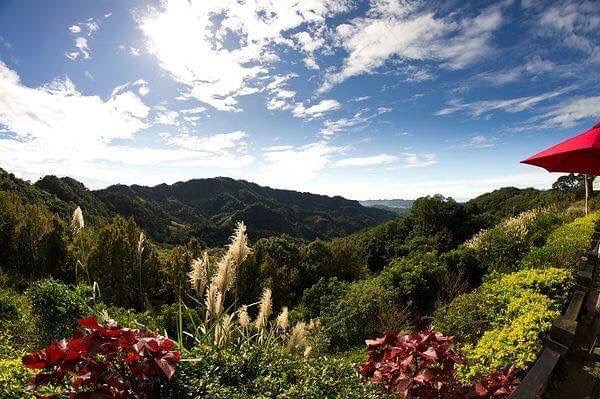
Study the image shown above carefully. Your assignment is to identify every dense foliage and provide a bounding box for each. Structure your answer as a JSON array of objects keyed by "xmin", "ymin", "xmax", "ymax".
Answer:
[
  {"xmin": 23, "ymin": 317, "xmax": 181, "ymax": 398},
  {"xmin": 1, "ymin": 166, "xmax": 597, "ymax": 398},
  {"xmin": 359, "ymin": 329, "xmax": 520, "ymax": 399},
  {"xmin": 166, "ymin": 344, "xmax": 390, "ymax": 399},
  {"xmin": 0, "ymin": 169, "xmax": 395, "ymax": 246},
  {"xmin": 521, "ymin": 212, "xmax": 600, "ymax": 270}
]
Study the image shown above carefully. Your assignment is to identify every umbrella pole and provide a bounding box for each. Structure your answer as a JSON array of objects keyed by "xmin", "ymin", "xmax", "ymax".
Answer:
[{"xmin": 585, "ymin": 174, "xmax": 589, "ymax": 215}]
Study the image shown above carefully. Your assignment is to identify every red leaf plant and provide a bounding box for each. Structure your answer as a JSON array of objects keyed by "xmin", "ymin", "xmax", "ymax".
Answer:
[
  {"xmin": 22, "ymin": 316, "xmax": 181, "ymax": 398},
  {"xmin": 359, "ymin": 327, "xmax": 465, "ymax": 398},
  {"xmin": 466, "ymin": 366, "xmax": 520, "ymax": 399},
  {"xmin": 360, "ymin": 328, "xmax": 520, "ymax": 399}
]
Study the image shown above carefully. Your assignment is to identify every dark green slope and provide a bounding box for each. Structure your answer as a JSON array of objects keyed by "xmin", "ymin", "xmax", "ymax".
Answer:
[
  {"xmin": 0, "ymin": 168, "xmax": 396, "ymax": 246},
  {"xmin": 94, "ymin": 177, "xmax": 396, "ymax": 245}
]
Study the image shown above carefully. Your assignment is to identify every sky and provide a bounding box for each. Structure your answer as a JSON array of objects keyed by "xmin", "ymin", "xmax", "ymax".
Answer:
[{"xmin": 0, "ymin": 0, "xmax": 599, "ymax": 200}]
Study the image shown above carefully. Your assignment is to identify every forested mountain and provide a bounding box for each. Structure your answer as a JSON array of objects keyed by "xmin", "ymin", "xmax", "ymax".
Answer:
[
  {"xmin": 360, "ymin": 199, "xmax": 415, "ymax": 215},
  {"xmin": 0, "ymin": 168, "xmax": 396, "ymax": 245},
  {"xmin": 360, "ymin": 199, "xmax": 415, "ymax": 209}
]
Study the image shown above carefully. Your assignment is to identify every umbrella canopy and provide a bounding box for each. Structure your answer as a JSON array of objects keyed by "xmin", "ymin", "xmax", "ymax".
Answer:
[{"xmin": 521, "ymin": 122, "xmax": 600, "ymax": 174}]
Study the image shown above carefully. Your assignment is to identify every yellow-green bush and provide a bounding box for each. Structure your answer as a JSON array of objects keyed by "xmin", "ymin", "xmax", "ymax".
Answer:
[
  {"xmin": 434, "ymin": 267, "xmax": 572, "ymax": 343},
  {"xmin": 456, "ymin": 291, "xmax": 558, "ymax": 381},
  {"xmin": 521, "ymin": 212, "xmax": 600, "ymax": 270},
  {"xmin": 0, "ymin": 359, "xmax": 34, "ymax": 399}
]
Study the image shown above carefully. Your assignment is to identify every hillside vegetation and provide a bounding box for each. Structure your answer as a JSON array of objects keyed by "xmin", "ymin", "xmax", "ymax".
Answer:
[
  {"xmin": 0, "ymin": 168, "xmax": 597, "ymax": 398},
  {"xmin": 0, "ymin": 169, "xmax": 395, "ymax": 246}
]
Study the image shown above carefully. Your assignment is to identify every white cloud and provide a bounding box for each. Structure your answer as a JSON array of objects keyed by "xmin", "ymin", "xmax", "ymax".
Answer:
[
  {"xmin": 292, "ymin": 99, "xmax": 341, "ymax": 119},
  {"xmin": 266, "ymin": 74, "xmax": 298, "ymax": 111},
  {"xmin": 66, "ymin": 17, "xmax": 104, "ymax": 61},
  {"xmin": 472, "ymin": 56, "xmax": 556, "ymax": 87},
  {"xmin": 436, "ymin": 87, "xmax": 573, "ymax": 117},
  {"xmin": 308, "ymin": 171, "xmax": 560, "ymax": 201},
  {"xmin": 256, "ymin": 141, "xmax": 343, "ymax": 186},
  {"xmin": 538, "ymin": 1, "xmax": 600, "ymax": 60},
  {"xmin": 449, "ymin": 135, "xmax": 495, "ymax": 149},
  {"xmin": 319, "ymin": 1, "xmax": 505, "ymax": 92},
  {"xmin": 351, "ymin": 96, "xmax": 371, "ymax": 102},
  {"xmin": 402, "ymin": 152, "xmax": 437, "ymax": 168},
  {"xmin": 138, "ymin": 0, "xmax": 351, "ymax": 112},
  {"xmin": 129, "ymin": 47, "xmax": 141, "ymax": 56},
  {"xmin": 0, "ymin": 61, "xmax": 252, "ymax": 185},
  {"xmin": 534, "ymin": 96, "xmax": 600, "ymax": 128},
  {"xmin": 166, "ymin": 130, "xmax": 248, "ymax": 152},
  {"xmin": 334, "ymin": 153, "xmax": 397, "ymax": 166},
  {"xmin": 138, "ymin": 86, "xmax": 150, "ymax": 96},
  {"xmin": 321, "ymin": 106, "xmax": 391, "ymax": 137}
]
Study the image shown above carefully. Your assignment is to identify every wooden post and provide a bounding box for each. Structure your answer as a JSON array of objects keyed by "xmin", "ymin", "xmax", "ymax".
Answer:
[{"xmin": 586, "ymin": 174, "xmax": 589, "ymax": 215}]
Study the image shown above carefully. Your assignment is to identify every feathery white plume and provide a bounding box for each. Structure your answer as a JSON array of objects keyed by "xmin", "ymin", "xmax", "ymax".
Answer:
[
  {"xmin": 188, "ymin": 251, "xmax": 209, "ymax": 295},
  {"xmin": 255, "ymin": 288, "xmax": 272, "ymax": 331},
  {"xmin": 70, "ymin": 206, "xmax": 84, "ymax": 234}
]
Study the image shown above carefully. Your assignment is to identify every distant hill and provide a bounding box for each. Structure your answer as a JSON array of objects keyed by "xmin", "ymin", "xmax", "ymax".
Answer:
[
  {"xmin": 0, "ymin": 168, "xmax": 396, "ymax": 246},
  {"xmin": 360, "ymin": 199, "xmax": 415, "ymax": 214}
]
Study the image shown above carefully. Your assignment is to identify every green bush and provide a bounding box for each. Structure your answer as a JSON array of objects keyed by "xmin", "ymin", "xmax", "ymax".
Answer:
[
  {"xmin": 318, "ymin": 272, "xmax": 413, "ymax": 351},
  {"xmin": 27, "ymin": 279, "xmax": 92, "ymax": 345},
  {"xmin": 164, "ymin": 343, "xmax": 391, "ymax": 399},
  {"xmin": 0, "ymin": 359, "xmax": 34, "ymax": 399},
  {"xmin": 380, "ymin": 251, "xmax": 446, "ymax": 312},
  {"xmin": 464, "ymin": 208, "xmax": 564, "ymax": 275},
  {"xmin": 457, "ymin": 291, "xmax": 558, "ymax": 381},
  {"xmin": 0, "ymin": 290, "xmax": 36, "ymax": 354},
  {"xmin": 0, "ymin": 290, "xmax": 20, "ymax": 324},
  {"xmin": 521, "ymin": 212, "xmax": 600, "ymax": 270},
  {"xmin": 435, "ymin": 268, "xmax": 572, "ymax": 381},
  {"xmin": 434, "ymin": 267, "xmax": 573, "ymax": 343}
]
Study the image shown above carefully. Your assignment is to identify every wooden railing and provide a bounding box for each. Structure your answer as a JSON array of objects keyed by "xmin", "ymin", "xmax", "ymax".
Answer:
[{"xmin": 510, "ymin": 229, "xmax": 600, "ymax": 398}]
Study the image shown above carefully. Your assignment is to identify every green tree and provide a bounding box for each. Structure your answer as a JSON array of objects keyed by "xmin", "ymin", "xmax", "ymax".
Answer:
[{"xmin": 86, "ymin": 216, "xmax": 161, "ymax": 308}]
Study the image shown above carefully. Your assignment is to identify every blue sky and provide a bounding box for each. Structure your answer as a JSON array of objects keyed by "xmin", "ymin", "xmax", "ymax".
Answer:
[{"xmin": 0, "ymin": 0, "xmax": 599, "ymax": 200}]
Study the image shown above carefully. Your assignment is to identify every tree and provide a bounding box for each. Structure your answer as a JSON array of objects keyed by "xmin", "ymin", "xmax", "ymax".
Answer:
[{"xmin": 86, "ymin": 216, "xmax": 161, "ymax": 308}]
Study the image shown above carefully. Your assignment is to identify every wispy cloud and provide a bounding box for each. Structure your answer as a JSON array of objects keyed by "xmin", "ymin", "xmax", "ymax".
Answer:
[
  {"xmin": 402, "ymin": 152, "xmax": 437, "ymax": 168},
  {"xmin": 334, "ymin": 154, "xmax": 397, "ymax": 167},
  {"xmin": 436, "ymin": 87, "xmax": 574, "ymax": 117},
  {"xmin": 138, "ymin": 0, "xmax": 350, "ymax": 111},
  {"xmin": 65, "ymin": 15, "xmax": 108, "ymax": 61},
  {"xmin": 319, "ymin": 2, "xmax": 505, "ymax": 93},
  {"xmin": 320, "ymin": 106, "xmax": 392, "ymax": 138},
  {"xmin": 448, "ymin": 135, "xmax": 496, "ymax": 149},
  {"xmin": 292, "ymin": 99, "xmax": 341, "ymax": 119},
  {"xmin": 532, "ymin": 96, "xmax": 600, "ymax": 128}
]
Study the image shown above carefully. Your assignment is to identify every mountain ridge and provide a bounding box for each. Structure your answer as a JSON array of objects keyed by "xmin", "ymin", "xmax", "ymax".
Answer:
[{"xmin": 0, "ymin": 169, "xmax": 396, "ymax": 245}]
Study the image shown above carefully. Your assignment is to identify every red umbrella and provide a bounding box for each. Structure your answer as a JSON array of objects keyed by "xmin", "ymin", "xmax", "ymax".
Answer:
[{"xmin": 521, "ymin": 122, "xmax": 600, "ymax": 214}]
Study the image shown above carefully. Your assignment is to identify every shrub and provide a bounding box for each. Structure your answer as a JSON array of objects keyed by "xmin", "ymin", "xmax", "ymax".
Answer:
[
  {"xmin": 86, "ymin": 216, "xmax": 162, "ymax": 308},
  {"xmin": 22, "ymin": 317, "xmax": 181, "ymax": 398},
  {"xmin": 165, "ymin": 343, "xmax": 390, "ymax": 399},
  {"xmin": 359, "ymin": 329, "xmax": 520, "ymax": 399},
  {"xmin": 0, "ymin": 358, "xmax": 34, "ymax": 399},
  {"xmin": 456, "ymin": 292, "xmax": 558, "ymax": 381},
  {"xmin": 380, "ymin": 251, "xmax": 446, "ymax": 313},
  {"xmin": 0, "ymin": 289, "xmax": 20, "ymax": 324},
  {"xmin": 0, "ymin": 289, "xmax": 36, "ymax": 354},
  {"xmin": 465, "ymin": 208, "xmax": 564, "ymax": 275},
  {"xmin": 521, "ymin": 212, "xmax": 600, "ymax": 270},
  {"xmin": 318, "ymin": 275, "xmax": 406, "ymax": 351},
  {"xmin": 434, "ymin": 268, "xmax": 572, "ymax": 343},
  {"xmin": 27, "ymin": 279, "xmax": 92, "ymax": 345},
  {"xmin": 359, "ymin": 328, "xmax": 465, "ymax": 398}
]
